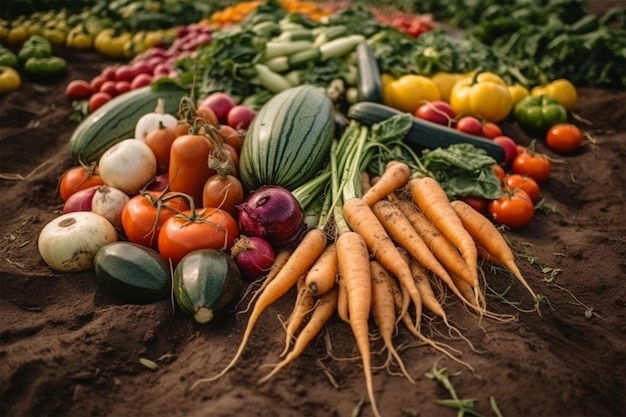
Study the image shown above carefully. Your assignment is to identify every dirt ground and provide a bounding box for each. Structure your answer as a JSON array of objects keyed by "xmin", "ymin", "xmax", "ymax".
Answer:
[{"xmin": 1, "ymin": 4, "xmax": 625, "ymax": 417}]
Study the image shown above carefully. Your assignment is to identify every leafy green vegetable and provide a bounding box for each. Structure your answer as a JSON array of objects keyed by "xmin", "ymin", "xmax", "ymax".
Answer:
[
  {"xmin": 418, "ymin": 144, "xmax": 502, "ymax": 200},
  {"xmin": 407, "ymin": 0, "xmax": 625, "ymax": 88}
]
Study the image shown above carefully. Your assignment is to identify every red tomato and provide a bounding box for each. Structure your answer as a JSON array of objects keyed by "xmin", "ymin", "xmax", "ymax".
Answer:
[
  {"xmin": 512, "ymin": 150, "xmax": 551, "ymax": 183},
  {"xmin": 202, "ymin": 174, "xmax": 244, "ymax": 216},
  {"xmin": 58, "ymin": 164, "xmax": 104, "ymax": 202},
  {"xmin": 504, "ymin": 174, "xmax": 541, "ymax": 203},
  {"xmin": 458, "ymin": 196, "xmax": 490, "ymax": 215},
  {"xmin": 492, "ymin": 135, "xmax": 518, "ymax": 166},
  {"xmin": 488, "ymin": 189, "xmax": 535, "ymax": 228},
  {"xmin": 481, "ymin": 121, "xmax": 503, "ymax": 139},
  {"xmin": 218, "ymin": 124, "xmax": 244, "ymax": 154},
  {"xmin": 99, "ymin": 80, "xmax": 118, "ymax": 97},
  {"xmin": 158, "ymin": 208, "xmax": 239, "ymax": 264},
  {"xmin": 65, "ymin": 80, "xmax": 93, "ymax": 101},
  {"xmin": 492, "ymin": 164, "xmax": 506, "ymax": 184},
  {"xmin": 121, "ymin": 191, "xmax": 190, "ymax": 250},
  {"xmin": 546, "ymin": 123, "xmax": 583, "ymax": 153},
  {"xmin": 88, "ymin": 91, "xmax": 112, "ymax": 113}
]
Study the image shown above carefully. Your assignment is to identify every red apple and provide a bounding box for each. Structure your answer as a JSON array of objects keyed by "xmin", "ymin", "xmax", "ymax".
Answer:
[
  {"xmin": 199, "ymin": 92, "xmax": 236, "ymax": 124},
  {"xmin": 227, "ymin": 105, "xmax": 256, "ymax": 130},
  {"xmin": 492, "ymin": 135, "xmax": 518, "ymax": 166},
  {"xmin": 455, "ymin": 115, "xmax": 483, "ymax": 136},
  {"xmin": 414, "ymin": 100, "xmax": 456, "ymax": 126}
]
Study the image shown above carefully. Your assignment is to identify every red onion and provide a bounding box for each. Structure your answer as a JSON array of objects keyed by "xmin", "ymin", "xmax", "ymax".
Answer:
[
  {"xmin": 231, "ymin": 236, "xmax": 276, "ymax": 281},
  {"xmin": 237, "ymin": 185, "xmax": 307, "ymax": 250},
  {"xmin": 63, "ymin": 185, "xmax": 100, "ymax": 214}
]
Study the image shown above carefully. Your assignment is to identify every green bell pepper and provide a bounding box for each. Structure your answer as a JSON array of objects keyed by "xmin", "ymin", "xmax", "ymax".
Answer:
[
  {"xmin": 513, "ymin": 94, "xmax": 568, "ymax": 133},
  {"xmin": 0, "ymin": 48, "xmax": 18, "ymax": 68},
  {"xmin": 17, "ymin": 40, "xmax": 52, "ymax": 62},
  {"xmin": 24, "ymin": 56, "xmax": 67, "ymax": 78}
]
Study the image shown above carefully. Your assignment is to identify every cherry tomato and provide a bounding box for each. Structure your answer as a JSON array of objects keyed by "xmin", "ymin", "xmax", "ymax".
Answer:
[
  {"xmin": 458, "ymin": 196, "xmax": 490, "ymax": 215},
  {"xmin": 455, "ymin": 115, "xmax": 483, "ymax": 136},
  {"xmin": 121, "ymin": 191, "xmax": 190, "ymax": 250},
  {"xmin": 217, "ymin": 124, "xmax": 244, "ymax": 154},
  {"xmin": 488, "ymin": 189, "xmax": 535, "ymax": 228},
  {"xmin": 88, "ymin": 91, "xmax": 112, "ymax": 113},
  {"xmin": 195, "ymin": 105, "xmax": 219, "ymax": 127},
  {"xmin": 65, "ymin": 80, "xmax": 93, "ymax": 101},
  {"xmin": 58, "ymin": 164, "xmax": 104, "ymax": 202},
  {"xmin": 504, "ymin": 174, "xmax": 541, "ymax": 203},
  {"xmin": 492, "ymin": 164, "xmax": 506, "ymax": 184},
  {"xmin": 512, "ymin": 150, "xmax": 551, "ymax": 183},
  {"xmin": 158, "ymin": 207, "xmax": 239, "ymax": 265},
  {"xmin": 202, "ymin": 173, "xmax": 244, "ymax": 216},
  {"xmin": 143, "ymin": 124, "xmax": 178, "ymax": 174},
  {"xmin": 481, "ymin": 121, "xmax": 503, "ymax": 139},
  {"xmin": 546, "ymin": 123, "xmax": 583, "ymax": 153}
]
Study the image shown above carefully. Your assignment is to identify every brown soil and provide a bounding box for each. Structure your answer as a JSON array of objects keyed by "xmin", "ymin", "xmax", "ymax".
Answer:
[{"xmin": 1, "ymin": 5, "xmax": 625, "ymax": 417}]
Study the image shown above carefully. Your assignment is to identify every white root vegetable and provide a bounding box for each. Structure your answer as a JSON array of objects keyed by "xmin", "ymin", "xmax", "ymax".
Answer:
[
  {"xmin": 38, "ymin": 211, "xmax": 118, "ymax": 272},
  {"xmin": 91, "ymin": 185, "xmax": 130, "ymax": 228}
]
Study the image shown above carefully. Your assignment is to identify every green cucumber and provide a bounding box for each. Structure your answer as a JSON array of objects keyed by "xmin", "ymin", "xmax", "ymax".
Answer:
[
  {"xmin": 238, "ymin": 85, "xmax": 335, "ymax": 191},
  {"xmin": 347, "ymin": 101, "xmax": 506, "ymax": 163},
  {"xmin": 68, "ymin": 86, "xmax": 186, "ymax": 163},
  {"xmin": 355, "ymin": 42, "xmax": 382, "ymax": 103},
  {"xmin": 93, "ymin": 241, "xmax": 171, "ymax": 304},
  {"xmin": 173, "ymin": 249, "xmax": 243, "ymax": 324}
]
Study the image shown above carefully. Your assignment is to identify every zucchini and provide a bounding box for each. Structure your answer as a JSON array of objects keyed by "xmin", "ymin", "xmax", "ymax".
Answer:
[
  {"xmin": 68, "ymin": 86, "xmax": 186, "ymax": 163},
  {"xmin": 93, "ymin": 241, "xmax": 171, "ymax": 304},
  {"xmin": 355, "ymin": 42, "xmax": 382, "ymax": 103},
  {"xmin": 348, "ymin": 102, "xmax": 506, "ymax": 163},
  {"xmin": 239, "ymin": 85, "xmax": 335, "ymax": 191},
  {"xmin": 173, "ymin": 249, "xmax": 243, "ymax": 324}
]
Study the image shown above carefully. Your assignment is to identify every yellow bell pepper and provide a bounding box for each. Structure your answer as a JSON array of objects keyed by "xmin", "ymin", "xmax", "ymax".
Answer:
[
  {"xmin": 430, "ymin": 71, "xmax": 470, "ymax": 103},
  {"xmin": 507, "ymin": 84, "xmax": 530, "ymax": 107},
  {"xmin": 531, "ymin": 78, "xmax": 578, "ymax": 111},
  {"xmin": 383, "ymin": 74, "xmax": 441, "ymax": 113},
  {"xmin": 449, "ymin": 71, "xmax": 513, "ymax": 122}
]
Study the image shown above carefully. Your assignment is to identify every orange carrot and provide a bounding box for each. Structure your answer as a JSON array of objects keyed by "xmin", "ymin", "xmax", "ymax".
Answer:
[
  {"xmin": 371, "ymin": 199, "xmax": 455, "ymax": 290},
  {"xmin": 280, "ymin": 275, "xmax": 315, "ymax": 357},
  {"xmin": 191, "ymin": 228, "xmax": 327, "ymax": 388},
  {"xmin": 407, "ymin": 257, "xmax": 446, "ymax": 321},
  {"xmin": 336, "ymin": 231, "xmax": 381, "ymax": 417},
  {"xmin": 450, "ymin": 200, "xmax": 537, "ymax": 300},
  {"xmin": 370, "ymin": 260, "xmax": 416, "ymax": 384},
  {"xmin": 476, "ymin": 242, "xmax": 503, "ymax": 266},
  {"xmin": 305, "ymin": 242, "xmax": 338, "ymax": 296},
  {"xmin": 337, "ymin": 272, "xmax": 349, "ymax": 323},
  {"xmin": 342, "ymin": 197, "xmax": 422, "ymax": 326},
  {"xmin": 409, "ymin": 177, "xmax": 478, "ymax": 286},
  {"xmin": 361, "ymin": 171, "xmax": 372, "ymax": 195},
  {"xmin": 362, "ymin": 160, "xmax": 411, "ymax": 207},
  {"xmin": 395, "ymin": 199, "xmax": 476, "ymax": 288},
  {"xmin": 258, "ymin": 285, "xmax": 338, "ymax": 384},
  {"xmin": 386, "ymin": 264, "xmax": 474, "ymax": 371}
]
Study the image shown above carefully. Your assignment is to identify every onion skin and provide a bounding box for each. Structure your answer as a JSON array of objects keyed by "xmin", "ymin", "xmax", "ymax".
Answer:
[
  {"xmin": 231, "ymin": 236, "xmax": 276, "ymax": 281},
  {"xmin": 237, "ymin": 185, "xmax": 307, "ymax": 250},
  {"xmin": 63, "ymin": 185, "xmax": 100, "ymax": 214}
]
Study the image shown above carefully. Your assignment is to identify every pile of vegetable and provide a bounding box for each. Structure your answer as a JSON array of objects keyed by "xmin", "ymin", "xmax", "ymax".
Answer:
[{"xmin": 23, "ymin": 1, "xmax": 612, "ymax": 416}]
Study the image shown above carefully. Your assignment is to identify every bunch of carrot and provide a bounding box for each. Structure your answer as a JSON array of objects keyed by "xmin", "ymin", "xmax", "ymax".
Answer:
[{"xmin": 190, "ymin": 116, "xmax": 540, "ymax": 417}]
